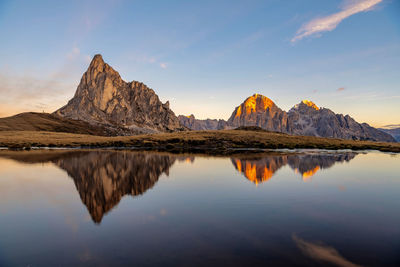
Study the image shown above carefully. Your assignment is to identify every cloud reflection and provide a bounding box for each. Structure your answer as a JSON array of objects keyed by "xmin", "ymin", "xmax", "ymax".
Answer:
[{"xmin": 293, "ymin": 234, "xmax": 362, "ymax": 267}]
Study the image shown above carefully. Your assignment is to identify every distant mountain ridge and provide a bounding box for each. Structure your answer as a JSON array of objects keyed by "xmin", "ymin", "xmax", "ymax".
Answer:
[
  {"xmin": 178, "ymin": 114, "xmax": 227, "ymax": 130},
  {"xmin": 379, "ymin": 126, "xmax": 400, "ymax": 142},
  {"xmin": 180, "ymin": 94, "xmax": 395, "ymax": 142}
]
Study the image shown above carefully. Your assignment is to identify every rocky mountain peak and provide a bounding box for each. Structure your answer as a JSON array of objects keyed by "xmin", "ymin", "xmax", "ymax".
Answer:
[
  {"xmin": 291, "ymin": 100, "xmax": 319, "ymax": 112},
  {"xmin": 227, "ymin": 93, "xmax": 288, "ymax": 132},
  {"xmin": 301, "ymin": 100, "xmax": 319, "ymax": 110},
  {"xmin": 91, "ymin": 54, "xmax": 105, "ymax": 66},
  {"xmin": 55, "ymin": 54, "xmax": 183, "ymax": 134},
  {"xmin": 83, "ymin": 54, "xmax": 120, "ymax": 83},
  {"xmin": 234, "ymin": 94, "xmax": 276, "ymax": 118}
]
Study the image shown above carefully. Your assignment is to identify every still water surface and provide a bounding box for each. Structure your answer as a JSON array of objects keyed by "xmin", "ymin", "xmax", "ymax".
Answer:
[{"xmin": 0, "ymin": 150, "xmax": 399, "ymax": 266}]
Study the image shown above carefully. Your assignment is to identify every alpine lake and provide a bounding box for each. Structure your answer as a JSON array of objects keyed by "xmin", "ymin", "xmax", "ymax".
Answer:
[{"xmin": 0, "ymin": 149, "xmax": 399, "ymax": 266}]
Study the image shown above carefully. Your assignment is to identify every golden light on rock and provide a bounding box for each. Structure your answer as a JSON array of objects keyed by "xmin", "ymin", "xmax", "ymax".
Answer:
[
  {"xmin": 234, "ymin": 94, "xmax": 275, "ymax": 118},
  {"xmin": 235, "ymin": 105, "xmax": 242, "ymax": 118},
  {"xmin": 302, "ymin": 100, "xmax": 319, "ymax": 110},
  {"xmin": 244, "ymin": 96, "xmax": 257, "ymax": 115}
]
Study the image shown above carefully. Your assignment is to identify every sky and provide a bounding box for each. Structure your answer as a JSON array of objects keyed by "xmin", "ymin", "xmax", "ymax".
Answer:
[{"xmin": 0, "ymin": 0, "xmax": 399, "ymax": 127}]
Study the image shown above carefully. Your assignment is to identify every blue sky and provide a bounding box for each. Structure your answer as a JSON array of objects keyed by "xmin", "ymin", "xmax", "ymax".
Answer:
[{"xmin": 0, "ymin": 0, "xmax": 399, "ymax": 127}]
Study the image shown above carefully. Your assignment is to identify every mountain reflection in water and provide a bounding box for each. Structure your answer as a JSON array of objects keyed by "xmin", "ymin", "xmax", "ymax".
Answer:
[
  {"xmin": 232, "ymin": 153, "xmax": 356, "ymax": 184},
  {"xmin": 0, "ymin": 150, "xmax": 356, "ymax": 223},
  {"xmin": 55, "ymin": 151, "xmax": 176, "ymax": 223}
]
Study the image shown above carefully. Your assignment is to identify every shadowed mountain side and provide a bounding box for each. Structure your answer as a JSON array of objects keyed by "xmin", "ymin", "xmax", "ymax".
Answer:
[
  {"xmin": 178, "ymin": 114, "xmax": 228, "ymax": 130},
  {"xmin": 231, "ymin": 152, "xmax": 357, "ymax": 184},
  {"xmin": 288, "ymin": 100, "xmax": 395, "ymax": 142},
  {"xmin": 0, "ymin": 112, "xmax": 125, "ymax": 136},
  {"xmin": 379, "ymin": 127, "xmax": 400, "ymax": 142}
]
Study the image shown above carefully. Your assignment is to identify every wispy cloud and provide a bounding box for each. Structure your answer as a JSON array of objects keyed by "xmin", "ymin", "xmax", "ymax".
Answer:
[
  {"xmin": 381, "ymin": 124, "xmax": 400, "ymax": 129},
  {"xmin": 160, "ymin": 62, "xmax": 168, "ymax": 69},
  {"xmin": 291, "ymin": 0, "xmax": 383, "ymax": 43},
  {"xmin": 337, "ymin": 87, "xmax": 345, "ymax": 92},
  {"xmin": 66, "ymin": 45, "xmax": 80, "ymax": 60},
  {"xmin": 0, "ymin": 72, "xmax": 75, "ymax": 116},
  {"xmin": 0, "ymin": 45, "xmax": 91, "ymax": 117}
]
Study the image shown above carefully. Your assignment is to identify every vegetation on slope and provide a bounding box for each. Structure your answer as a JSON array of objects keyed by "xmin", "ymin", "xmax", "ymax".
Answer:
[
  {"xmin": 0, "ymin": 129, "xmax": 399, "ymax": 153},
  {"xmin": 0, "ymin": 112, "xmax": 119, "ymax": 136}
]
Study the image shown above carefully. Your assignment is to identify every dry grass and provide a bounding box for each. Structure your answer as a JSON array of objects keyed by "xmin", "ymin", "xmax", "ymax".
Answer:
[
  {"xmin": 0, "ymin": 129, "xmax": 399, "ymax": 153},
  {"xmin": 0, "ymin": 112, "xmax": 112, "ymax": 135}
]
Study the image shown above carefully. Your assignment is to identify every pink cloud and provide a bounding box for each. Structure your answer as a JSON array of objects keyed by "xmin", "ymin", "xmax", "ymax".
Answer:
[{"xmin": 292, "ymin": 0, "xmax": 383, "ymax": 43}]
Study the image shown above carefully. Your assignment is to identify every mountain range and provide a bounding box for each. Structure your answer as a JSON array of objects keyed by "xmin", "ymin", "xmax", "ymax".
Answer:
[
  {"xmin": 0, "ymin": 54, "xmax": 395, "ymax": 142},
  {"xmin": 180, "ymin": 94, "xmax": 395, "ymax": 142}
]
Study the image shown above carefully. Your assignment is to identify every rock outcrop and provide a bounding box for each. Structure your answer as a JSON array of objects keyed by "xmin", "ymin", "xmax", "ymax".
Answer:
[{"xmin": 55, "ymin": 54, "xmax": 183, "ymax": 134}]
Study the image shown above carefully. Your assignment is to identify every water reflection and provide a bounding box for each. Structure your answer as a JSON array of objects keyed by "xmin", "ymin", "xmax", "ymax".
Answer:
[
  {"xmin": 231, "ymin": 152, "xmax": 357, "ymax": 184},
  {"xmin": 0, "ymin": 151, "xmax": 175, "ymax": 223},
  {"xmin": 0, "ymin": 150, "xmax": 357, "ymax": 223},
  {"xmin": 55, "ymin": 151, "xmax": 175, "ymax": 223},
  {"xmin": 1, "ymin": 150, "xmax": 399, "ymax": 266}
]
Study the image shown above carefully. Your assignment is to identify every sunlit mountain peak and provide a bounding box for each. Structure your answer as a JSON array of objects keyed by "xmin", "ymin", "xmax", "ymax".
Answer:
[
  {"xmin": 301, "ymin": 100, "xmax": 319, "ymax": 110},
  {"xmin": 235, "ymin": 94, "xmax": 276, "ymax": 118}
]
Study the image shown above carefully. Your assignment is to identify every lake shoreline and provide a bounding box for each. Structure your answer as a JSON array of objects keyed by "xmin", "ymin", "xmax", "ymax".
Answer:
[{"xmin": 1, "ymin": 129, "xmax": 399, "ymax": 153}]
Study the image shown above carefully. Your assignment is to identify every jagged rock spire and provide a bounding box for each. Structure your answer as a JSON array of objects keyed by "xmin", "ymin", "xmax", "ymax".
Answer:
[{"xmin": 55, "ymin": 54, "xmax": 182, "ymax": 134}]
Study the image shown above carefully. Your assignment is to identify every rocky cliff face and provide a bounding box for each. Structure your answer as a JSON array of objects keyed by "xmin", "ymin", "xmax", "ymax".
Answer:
[
  {"xmin": 55, "ymin": 54, "xmax": 183, "ymax": 134},
  {"xmin": 227, "ymin": 94, "xmax": 289, "ymax": 132},
  {"xmin": 288, "ymin": 100, "xmax": 395, "ymax": 142},
  {"xmin": 180, "ymin": 94, "xmax": 395, "ymax": 142},
  {"xmin": 178, "ymin": 114, "xmax": 227, "ymax": 130}
]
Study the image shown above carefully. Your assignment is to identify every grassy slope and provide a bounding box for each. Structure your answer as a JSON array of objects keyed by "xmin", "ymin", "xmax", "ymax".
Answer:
[
  {"xmin": 0, "ymin": 112, "xmax": 111, "ymax": 135},
  {"xmin": 0, "ymin": 130, "xmax": 399, "ymax": 153}
]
